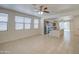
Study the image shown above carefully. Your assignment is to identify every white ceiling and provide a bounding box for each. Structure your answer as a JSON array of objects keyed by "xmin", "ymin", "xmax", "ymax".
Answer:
[{"xmin": 0, "ymin": 4, "xmax": 79, "ymax": 19}]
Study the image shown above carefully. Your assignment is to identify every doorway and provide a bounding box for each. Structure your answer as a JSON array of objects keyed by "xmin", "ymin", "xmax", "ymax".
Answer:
[
  {"xmin": 44, "ymin": 21, "xmax": 53, "ymax": 35},
  {"xmin": 59, "ymin": 21, "xmax": 71, "ymax": 46}
]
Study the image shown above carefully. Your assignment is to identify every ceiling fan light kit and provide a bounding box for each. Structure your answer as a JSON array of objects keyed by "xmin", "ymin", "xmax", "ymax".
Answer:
[
  {"xmin": 33, "ymin": 5, "xmax": 50, "ymax": 14},
  {"xmin": 38, "ymin": 11, "xmax": 43, "ymax": 14}
]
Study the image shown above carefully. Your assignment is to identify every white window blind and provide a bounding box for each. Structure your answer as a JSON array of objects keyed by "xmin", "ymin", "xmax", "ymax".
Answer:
[
  {"xmin": 24, "ymin": 17, "xmax": 31, "ymax": 29},
  {"xmin": 15, "ymin": 16, "xmax": 24, "ymax": 30},
  {"xmin": 34, "ymin": 19, "xmax": 39, "ymax": 29},
  {"xmin": 0, "ymin": 13, "xmax": 8, "ymax": 31}
]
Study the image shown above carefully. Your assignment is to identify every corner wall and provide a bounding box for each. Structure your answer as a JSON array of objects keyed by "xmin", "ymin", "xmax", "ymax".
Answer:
[{"xmin": 70, "ymin": 16, "xmax": 79, "ymax": 53}]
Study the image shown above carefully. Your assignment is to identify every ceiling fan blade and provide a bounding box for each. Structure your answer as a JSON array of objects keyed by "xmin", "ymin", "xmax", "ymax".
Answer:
[{"xmin": 43, "ymin": 11, "xmax": 50, "ymax": 13}]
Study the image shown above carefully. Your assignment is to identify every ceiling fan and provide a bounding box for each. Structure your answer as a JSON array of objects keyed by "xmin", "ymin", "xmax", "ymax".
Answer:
[
  {"xmin": 39, "ymin": 5, "xmax": 50, "ymax": 13},
  {"xmin": 33, "ymin": 5, "xmax": 50, "ymax": 14}
]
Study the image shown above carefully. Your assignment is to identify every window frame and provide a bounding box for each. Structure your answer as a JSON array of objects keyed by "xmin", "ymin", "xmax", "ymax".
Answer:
[
  {"xmin": 15, "ymin": 16, "xmax": 32, "ymax": 30},
  {"xmin": 15, "ymin": 16, "xmax": 24, "ymax": 30},
  {"xmin": 34, "ymin": 19, "xmax": 39, "ymax": 29},
  {"xmin": 24, "ymin": 17, "xmax": 31, "ymax": 29},
  {"xmin": 0, "ymin": 13, "xmax": 8, "ymax": 32}
]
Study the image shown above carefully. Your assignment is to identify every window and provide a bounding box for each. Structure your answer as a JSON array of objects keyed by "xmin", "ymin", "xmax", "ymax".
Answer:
[
  {"xmin": 15, "ymin": 16, "xmax": 24, "ymax": 30},
  {"xmin": 25, "ymin": 18, "xmax": 31, "ymax": 29},
  {"xmin": 59, "ymin": 22, "xmax": 64, "ymax": 30},
  {"xmin": 64, "ymin": 22, "xmax": 70, "ymax": 31},
  {"xmin": 15, "ymin": 16, "xmax": 32, "ymax": 30},
  {"xmin": 0, "ymin": 13, "xmax": 8, "ymax": 31},
  {"xmin": 34, "ymin": 19, "xmax": 39, "ymax": 29},
  {"xmin": 59, "ymin": 21, "xmax": 70, "ymax": 31}
]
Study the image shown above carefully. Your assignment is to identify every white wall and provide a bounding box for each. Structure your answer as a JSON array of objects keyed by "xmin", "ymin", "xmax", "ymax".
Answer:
[
  {"xmin": 70, "ymin": 16, "xmax": 79, "ymax": 53},
  {"xmin": 71, "ymin": 16, "xmax": 79, "ymax": 35},
  {"xmin": 0, "ymin": 8, "xmax": 41, "ymax": 43}
]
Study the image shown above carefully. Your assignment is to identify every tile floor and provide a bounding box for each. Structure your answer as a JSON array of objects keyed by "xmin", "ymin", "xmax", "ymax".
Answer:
[{"xmin": 0, "ymin": 31, "xmax": 78, "ymax": 54}]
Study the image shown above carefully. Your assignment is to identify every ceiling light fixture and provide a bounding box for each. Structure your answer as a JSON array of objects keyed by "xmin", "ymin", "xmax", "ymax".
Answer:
[{"xmin": 38, "ymin": 11, "xmax": 43, "ymax": 15}]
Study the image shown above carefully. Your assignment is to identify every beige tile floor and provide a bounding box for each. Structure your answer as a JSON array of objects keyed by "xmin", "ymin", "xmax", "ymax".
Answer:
[{"xmin": 0, "ymin": 31, "xmax": 78, "ymax": 54}]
